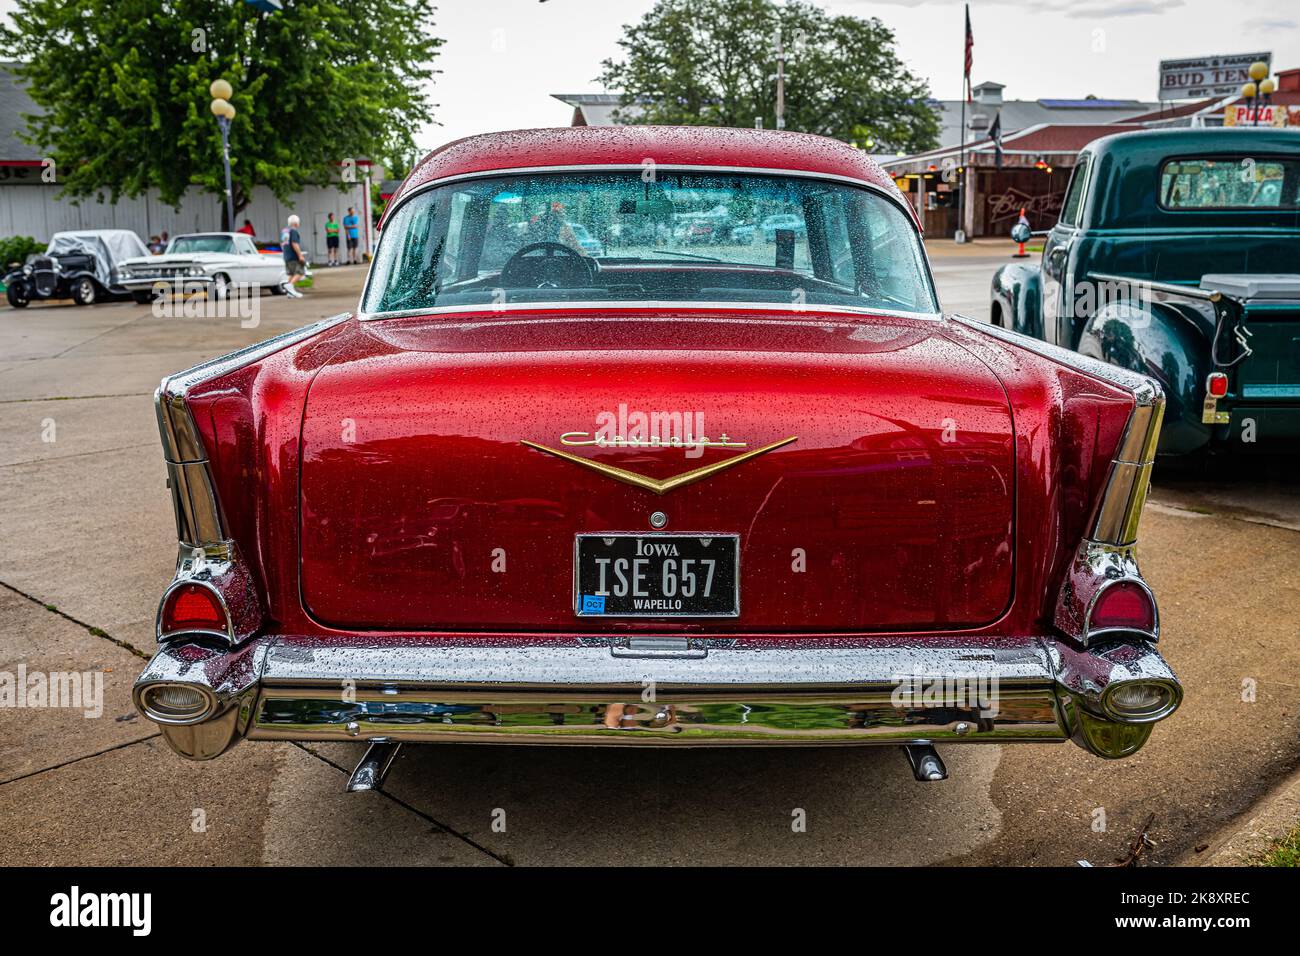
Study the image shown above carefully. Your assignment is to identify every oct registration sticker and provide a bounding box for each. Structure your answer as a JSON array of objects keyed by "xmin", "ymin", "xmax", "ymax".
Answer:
[{"xmin": 574, "ymin": 534, "xmax": 739, "ymax": 617}]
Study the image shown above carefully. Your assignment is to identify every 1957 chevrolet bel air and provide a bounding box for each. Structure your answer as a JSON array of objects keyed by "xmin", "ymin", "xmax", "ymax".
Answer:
[{"xmin": 134, "ymin": 127, "xmax": 1180, "ymax": 789}]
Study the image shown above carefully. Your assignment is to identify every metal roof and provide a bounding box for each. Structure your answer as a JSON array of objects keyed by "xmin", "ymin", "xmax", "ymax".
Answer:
[{"xmin": 0, "ymin": 62, "xmax": 44, "ymax": 162}]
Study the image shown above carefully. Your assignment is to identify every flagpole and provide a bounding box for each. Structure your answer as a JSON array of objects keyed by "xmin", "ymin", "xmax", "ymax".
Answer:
[
  {"xmin": 958, "ymin": 3, "xmax": 971, "ymax": 243},
  {"xmin": 959, "ymin": 96, "xmax": 966, "ymax": 238}
]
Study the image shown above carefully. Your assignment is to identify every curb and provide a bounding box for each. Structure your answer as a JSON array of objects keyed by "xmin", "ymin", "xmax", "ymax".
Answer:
[{"xmin": 1181, "ymin": 762, "xmax": 1300, "ymax": 866}]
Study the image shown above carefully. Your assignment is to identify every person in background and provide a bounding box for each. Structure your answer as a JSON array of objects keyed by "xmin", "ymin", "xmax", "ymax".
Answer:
[
  {"xmin": 325, "ymin": 212, "xmax": 340, "ymax": 266},
  {"xmin": 281, "ymin": 214, "xmax": 306, "ymax": 298},
  {"xmin": 343, "ymin": 206, "xmax": 360, "ymax": 264},
  {"xmin": 237, "ymin": 219, "xmax": 255, "ymax": 237},
  {"xmin": 160, "ymin": 231, "xmax": 169, "ymax": 248},
  {"xmin": 148, "ymin": 235, "xmax": 164, "ymax": 255}
]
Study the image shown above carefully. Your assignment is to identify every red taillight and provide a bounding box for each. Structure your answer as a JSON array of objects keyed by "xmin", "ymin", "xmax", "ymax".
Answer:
[
  {"xmin": 162, "ymin": 583, "xmax": 228, "ymax": 635},
  {"xmin": 1207, "ymin": 372, "xmax": 1229, "ymax": 398},
  {"xmin": 1090, "ymin": 581, "xmax": 1156, "ymax": 633}
]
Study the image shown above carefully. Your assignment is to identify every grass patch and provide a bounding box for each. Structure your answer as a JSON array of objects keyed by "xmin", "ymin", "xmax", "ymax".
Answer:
[{"xmin": 1258, "ymin": 824, "xmax": 1300, "ymax": 866}]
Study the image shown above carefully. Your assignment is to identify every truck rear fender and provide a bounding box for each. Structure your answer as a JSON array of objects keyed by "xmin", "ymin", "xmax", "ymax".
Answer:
[
  {"xmin": 1077, "ymin": 298, "xmax": 1212, "ymax": 455},
  {"xmin": 990, "ymin": 263, "xmax": 1042, "ymax": 338}
]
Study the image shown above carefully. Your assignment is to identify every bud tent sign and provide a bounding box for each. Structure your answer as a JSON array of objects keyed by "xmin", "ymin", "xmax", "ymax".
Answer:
[{"xmin": 1159, "ymin": 52, "xmax": 1271, "ymax": 101}]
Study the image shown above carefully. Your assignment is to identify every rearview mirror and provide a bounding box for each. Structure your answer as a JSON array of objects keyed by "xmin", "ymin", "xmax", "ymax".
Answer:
[{"xmin": 618, "ymin": 198, "xmax": 674, "ymax": 217}]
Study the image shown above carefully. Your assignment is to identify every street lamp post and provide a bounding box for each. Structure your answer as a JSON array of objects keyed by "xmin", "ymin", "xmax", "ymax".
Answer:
[
  {"xmin": 209, "ymin": 79, "xmax": 237, "ymax": 230},
  {"xmin": 1241, "ymin": 61, "xmax": 1273, "ymax": 127},
  {"xmin": 769, "ymin": 29, "xmax": 787, "ymax": 131}
]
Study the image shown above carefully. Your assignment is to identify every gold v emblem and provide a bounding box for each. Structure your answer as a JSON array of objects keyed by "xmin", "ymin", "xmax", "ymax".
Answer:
[{"xmin": 521, "ymin": 436, "xmax": 798, "ymax": 495}]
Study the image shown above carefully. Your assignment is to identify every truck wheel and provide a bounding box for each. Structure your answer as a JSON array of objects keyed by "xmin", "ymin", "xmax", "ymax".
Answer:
[
  {"xmin": 71, "ymin": 276, "xmax": 96, "ymax": 306},
  {"xmin": 6, "ymin": 282, "xmax": 30, "ymax": 308}
]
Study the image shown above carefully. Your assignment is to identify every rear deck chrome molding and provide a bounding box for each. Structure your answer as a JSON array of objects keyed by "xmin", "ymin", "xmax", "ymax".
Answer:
[
  {"xmin": 156, "ymin": 312, "xmax": 351, "ymax": 403},
  {"xmin": 134, "ymin": 635, "xmax": 1180, "ymax": 759}
]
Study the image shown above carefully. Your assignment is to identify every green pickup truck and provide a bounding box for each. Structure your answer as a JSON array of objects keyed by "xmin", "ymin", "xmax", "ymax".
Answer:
[{"xmin": 991, "ymin": 128, "xmax": 1300, "ymax": 455}]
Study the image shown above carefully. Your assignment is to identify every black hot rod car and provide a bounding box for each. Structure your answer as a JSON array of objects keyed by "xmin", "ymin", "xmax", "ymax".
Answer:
[{"xmin": 4, "ymin": 229, "xmax": 149, "ymax": 308}]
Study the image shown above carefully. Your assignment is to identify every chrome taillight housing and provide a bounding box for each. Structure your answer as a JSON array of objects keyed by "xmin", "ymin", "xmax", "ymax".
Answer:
[
  {"xmin": 1091, "ymin": 379, "xmax": 1164, "ymax": 548},
  {"xmin": 1055, "ymin": 379, "xmax": 1164, "ymax": 647},
  {"xmin": 159, "ymin": 581, "xmax": 230, "ymax": 641},
  {"xmin": 154, "ymin": 379, "xmax": 261, "ymax": 646}
]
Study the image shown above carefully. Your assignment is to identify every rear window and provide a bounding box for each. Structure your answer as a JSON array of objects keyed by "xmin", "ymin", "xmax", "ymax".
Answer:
[
  {"xmin": 1159, "ymin": 156, "xmax": 1300, "ymax": 209},
  {"xmin": 363, "ymin": 170, "xmax": 939, "ymax": 316}
]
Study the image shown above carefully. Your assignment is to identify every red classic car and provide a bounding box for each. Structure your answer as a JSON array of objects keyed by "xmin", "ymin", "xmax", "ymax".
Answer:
[{"xmin": 135, "ymin": 127, "xmax": 1180, "ymax": 789}]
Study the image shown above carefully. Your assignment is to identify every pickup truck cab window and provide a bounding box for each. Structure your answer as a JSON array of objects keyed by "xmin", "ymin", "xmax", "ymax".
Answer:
[
  {"xmin": 1160, "ymin": 156, "xmax": 1300, "ymax": 210},
  {"xmin": 1058, "ymin": 156, "xmax": 1091, "ymax": 227},
  {"xmin": 364, "ymin": 170, "xmax": 938, "ymax": 316}
]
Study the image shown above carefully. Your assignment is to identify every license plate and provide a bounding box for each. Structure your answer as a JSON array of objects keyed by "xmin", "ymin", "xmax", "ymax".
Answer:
[{"xmin": 574, "ymin": 534, "xmax": 739, "ymax": 617}]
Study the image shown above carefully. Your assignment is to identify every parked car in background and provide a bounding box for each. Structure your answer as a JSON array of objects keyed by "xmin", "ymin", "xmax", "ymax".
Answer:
[
  {"xmin": 4, "ymin": 229, "xmax": 148, "ymax": 308},
  {"xmin": 761, "ymin": 212, "xmax": 806, "ymax": 242},
  {"xmin": 134, "ymin": 127, "xmax": 1181, "ymax": 790},
  {"xmin": 565, "ymin": 222, "xmax": 605, "ymax": 257},
  {"xmin": 118, "ymin": 232, "xmax": 290, "ymax": 302},
  {"xmin": 991, "ymin": 128, "xmax": 1300, "ymax": 455},
  {"xmin": 728, "ymin": 222, "xmax": 757, "ymax": 244}
]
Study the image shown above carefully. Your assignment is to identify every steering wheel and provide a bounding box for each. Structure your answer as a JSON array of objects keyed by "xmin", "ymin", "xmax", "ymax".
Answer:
[{"xmin": 500, "ymin": 241, "xmax": 596, "ymax": 289}]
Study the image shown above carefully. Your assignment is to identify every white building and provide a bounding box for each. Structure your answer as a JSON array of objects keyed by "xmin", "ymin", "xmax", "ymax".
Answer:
[{"xmin": 0, "ymin": 63, "xmax": 375, "ymax": 259}]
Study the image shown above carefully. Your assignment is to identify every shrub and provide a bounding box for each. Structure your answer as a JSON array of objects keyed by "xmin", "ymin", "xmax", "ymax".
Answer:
[{"xmin": 0, "ymin": 235, "xmax": 45, "ymax": 268}]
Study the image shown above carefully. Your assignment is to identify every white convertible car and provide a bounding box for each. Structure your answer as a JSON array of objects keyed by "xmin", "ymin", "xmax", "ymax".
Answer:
[{"xmin": 118, "ymin": 232, "xmax": 290, "ymax": 301}]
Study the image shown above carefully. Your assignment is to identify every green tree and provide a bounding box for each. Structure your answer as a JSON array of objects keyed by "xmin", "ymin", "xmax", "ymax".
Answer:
[
  {"xmin": 599, "ymin": 0, "xmax": 939, "ymax": 153},
  {"xmin": 0, "ymin": 0, "xmax": 442, "ymax": 227}
]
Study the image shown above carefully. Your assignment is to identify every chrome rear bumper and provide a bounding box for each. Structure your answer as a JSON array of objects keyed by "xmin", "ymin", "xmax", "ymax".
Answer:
[{"xmin": 133, "ymin": 635, "xmax": 1181, "ymax": 761}]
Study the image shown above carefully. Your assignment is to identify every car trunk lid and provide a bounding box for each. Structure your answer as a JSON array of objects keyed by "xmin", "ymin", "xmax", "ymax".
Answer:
[{"xmin": 299, "ymin": 311, "xmax": 1016, "ymax": 634}]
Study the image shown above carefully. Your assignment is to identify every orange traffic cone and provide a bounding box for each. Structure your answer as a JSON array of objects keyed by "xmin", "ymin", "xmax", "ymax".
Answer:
[{"xmin": 1012, "ymin": 207, "xmax": 1030, "ymax": 258}]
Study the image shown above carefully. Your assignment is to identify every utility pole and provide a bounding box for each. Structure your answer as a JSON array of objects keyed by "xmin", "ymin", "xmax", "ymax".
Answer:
[{"xmin": 772, "ymin": 29, "xmax": 787, "ymax": 130}]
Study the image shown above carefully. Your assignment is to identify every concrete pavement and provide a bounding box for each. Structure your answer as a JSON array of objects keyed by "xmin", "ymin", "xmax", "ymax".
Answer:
[{"xmin": 1, "ymin": 256, "xmax": 1296, "ymax": 866}]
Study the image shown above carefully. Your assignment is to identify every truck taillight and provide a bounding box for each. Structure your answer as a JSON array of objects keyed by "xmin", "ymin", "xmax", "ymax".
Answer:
[
  {"xmin": 160, "ymin": 582, "xmax": 229, "ymax": 638},
  {"xmin": 1207, "ymin": 372, "xmax": 1228, "ymax": 398}
]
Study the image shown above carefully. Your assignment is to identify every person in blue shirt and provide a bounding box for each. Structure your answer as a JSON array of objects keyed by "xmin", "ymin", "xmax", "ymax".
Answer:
[{"xmin": 343, "ymin": 207, "xmax": 361, "ymax": 264}]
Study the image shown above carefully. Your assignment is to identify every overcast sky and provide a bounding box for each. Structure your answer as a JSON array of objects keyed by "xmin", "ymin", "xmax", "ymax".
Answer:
[
  {"xmin": 432, "ymin": 0, "xmax": 1300, "ymax": 147},
  {"xmin": 2, "ymin": 0, "xmax": 1296, "ymax": 154}
]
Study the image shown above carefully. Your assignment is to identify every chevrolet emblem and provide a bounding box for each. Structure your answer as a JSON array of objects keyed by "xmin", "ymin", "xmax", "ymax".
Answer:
[{"xmin": 520, "ymin": 436, "xmax": 798, "ymax": 494}]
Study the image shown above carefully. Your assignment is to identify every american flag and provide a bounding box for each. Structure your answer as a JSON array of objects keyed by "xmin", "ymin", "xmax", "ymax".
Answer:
[{"xmin": 964, "ymin": 4, "xmax": 974, "ymax": 102}]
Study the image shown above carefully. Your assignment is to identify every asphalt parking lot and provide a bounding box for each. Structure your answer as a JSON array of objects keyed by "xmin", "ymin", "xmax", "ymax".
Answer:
[{"xmin": 1, "ymin": 248, "xmax": 1297, "ymax": 866}]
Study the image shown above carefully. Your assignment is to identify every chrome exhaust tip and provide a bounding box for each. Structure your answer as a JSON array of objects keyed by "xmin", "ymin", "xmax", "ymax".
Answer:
[
  {"xmin": 902, "ymin": 744, "xmax": 948, "ymax": 782},
  {"xmin": 346, "ymin": 741, "xmax": 403, "ymax": 793}
]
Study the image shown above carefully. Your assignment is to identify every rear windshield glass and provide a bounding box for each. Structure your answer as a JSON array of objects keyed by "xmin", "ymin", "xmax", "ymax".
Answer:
[
  {"xmin": 363, "ymin": 171, "xmax": 938, "ymax": 315},
  {"xmin": 1159, "ymin": 157, "xmax": 1300, "ymax": 209}
]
